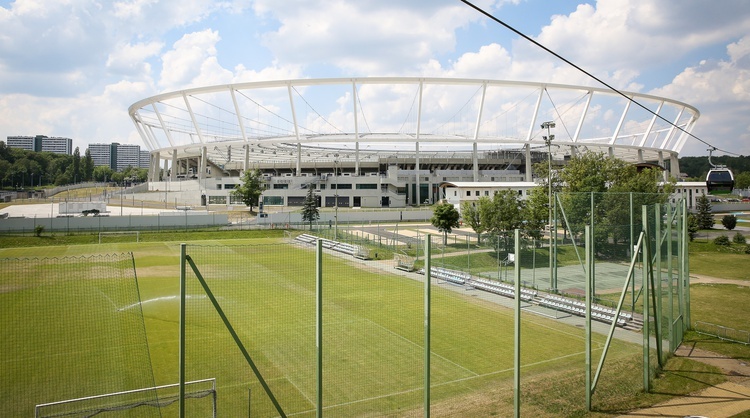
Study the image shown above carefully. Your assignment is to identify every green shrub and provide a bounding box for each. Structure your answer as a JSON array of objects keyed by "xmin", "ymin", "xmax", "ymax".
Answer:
[
  {"xmin": 713, "ymin": 235, "xmax": 731, "ymax": 246},
  {"xmin": 722, "ymin": 214, "xmax": 737, "ymax": 230},
  {"xmin": 733, "ymin": 232, "xmax": 746, "ymax": 245},
  {"xmin": 33, "ymin": 225, "xmax": 44, "ymax": 237}
]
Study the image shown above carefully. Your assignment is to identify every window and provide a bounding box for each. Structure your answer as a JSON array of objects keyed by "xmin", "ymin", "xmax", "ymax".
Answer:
[
  {"xmin": 273, "ymin": 183, "xmax": 289, "ymax": 189},
  {"xmin": 475, "ymin": 190, "xmax": 480, "ymax": 196},
  {"xmin": 224, "ymin": 184, "xmax": 236, "ymax": 189},
  {"xmin": 453, "ymin": 191, "xmax": 457, "ymax": 196},
  {"xmin": 216, "ymin": 184, "xmax": 222, "ymax": 190},
  {"xmin": 333, "ymin": 183, "xmax": 352, "ymax": 190},
  {"xmin": 356, "ymin": 183, "xmax": 377, "ymax": 189},
  {"xmin": 466, "ymin": 191, "xmax": 471, "ymax": 197},
  {"xmin": 263, "ymin": 196, "xmax": 284, "ymax": 205},
  {"xmin": 208, "ymin": 196, "xmax": 226, "ymax": 204},
  {"xmin": 484, "ymin": 191, "xmax": 489, "ymax": 196},
  {"xmin": 229, "ymin": 195, "xmax": 245, "ymax": 205}
]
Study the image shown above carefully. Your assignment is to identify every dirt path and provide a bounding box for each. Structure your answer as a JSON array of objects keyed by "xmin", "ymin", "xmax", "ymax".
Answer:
[
  {"xmin": 618, "ymin": 345, "xmax": 750, "ymax": 417},
  {"xmin": 691, "ymin": 273, "xmax": 750, "ymax": 287}
]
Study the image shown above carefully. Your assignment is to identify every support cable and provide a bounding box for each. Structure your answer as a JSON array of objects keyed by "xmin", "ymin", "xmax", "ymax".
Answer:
[{"xmin": 458, "ymin": 0, "xmax": 738, "ymax": 156}]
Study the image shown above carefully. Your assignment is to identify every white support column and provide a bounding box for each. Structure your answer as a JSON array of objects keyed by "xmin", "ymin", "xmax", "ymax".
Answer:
[
  {"xmin": 199, "ymin": 146, "xmax": 207, "ymax": 182},
  {"xmin": 573, "ymin": 91, "xmax": 593, "ymax": 142},
  {"xmin": 673, "ymin": 116, "xmax": 697, "ymax": 154},
  {"xmin": 183, "ymin": 93, "xmax": 206, "ymax": 144},
  {"xmin": 658, "ymin": 152, "xmax": 668, "ymax": 182},
  {"xmin": 524, "ymin": 144, "xmax": 532, "ymax": 182},
  {"xmin": 287, "ymin": 83, "xmax": 302, "ymax": 176},
  {"xmin": 523, "ymin": 87, "xmax": 545, "ymax": 182},
  {"xmin": 171, "ymin": 150, "xmax": 178, "ymax": 181},
  {"xmin": 670, "ymin": 153, "xmax": 680, "ymax": 179},
  {"xmin": 415, "ymin": 81, "xmax": 423, "ymax": 206},
  {"xmin": 639, "ymin": 101, "xmax": 664, "ymax": 147},
  {"xmin": 352, "ymin": 82, "xmax": 361, "ymax": 175},
  {"xmin": 610, "ymin": 98, "xmax": 631, "ymax": 145},
  {"xmin": 244, "ymin": 144, "xmax": 250, "ymax": 172},
  {"xmin": 660, "ymin": 107, "xmax": 685, "ymax": 149},
  {"xmin": 152, "ymin": 103, "xmax": 176, "ymax": 147},
  {"xmin": 473, "ymin": 82, "xmax": 487, "ymax": 182},
  {"xmin": 163, "ymin": 158, "xmax": 168, "ymax": 182},
  {"xmin": 230, "ymin": 87, "xmax": 248, "ymax": 142}
]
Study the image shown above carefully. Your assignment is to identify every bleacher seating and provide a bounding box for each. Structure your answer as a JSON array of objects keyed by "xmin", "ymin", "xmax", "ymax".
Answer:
[
  {"xmin": 538, "ymin": 294, "xmax": 631, "ymax": 326},
  {"xmin": 427, "ymin": 267, "xmax": 538, "ymax": 302},
  {"xmin": 294, "ymin": 234, "xmax": 370, "ymax": 259}
]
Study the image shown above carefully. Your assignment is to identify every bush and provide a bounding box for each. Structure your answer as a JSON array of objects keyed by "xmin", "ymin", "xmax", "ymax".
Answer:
[
  {"xmin": 733, "ymin": 232, "xmax": 747, "ymax": 245},
  {"xmin": 722, "ymin": 214, "xmax": 737, "ymax": 230},
  {"xmin": 34, "ymin": 225, "xmax": 44, "ymax": 237},
  {"xmin": 713, "ymin": 235, "xmax": 731, "ymax": 246},
  {"xmin": 745, "ymin": 245, "xmax": 750, "ymax": 255}
]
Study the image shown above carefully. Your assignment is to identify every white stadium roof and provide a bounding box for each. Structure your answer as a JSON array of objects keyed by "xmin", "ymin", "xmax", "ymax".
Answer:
[{"xmin": 129, "ymin": 77, "xmax": 699, "ymax": 171}]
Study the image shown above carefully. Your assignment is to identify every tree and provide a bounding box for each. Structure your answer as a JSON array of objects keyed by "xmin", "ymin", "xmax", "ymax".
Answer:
[
  {"xmin": 301, "ymin": 186, "xmax": 319, "ymax": 229},
  {"xmin": 232, "ymin": 169, "xmax": 264, "ymax": 211},
  {"xmin": 480, "ymin": 190, "xmax": 525, "ymax": 253},
  {"xmin": 72, "ymin": 147, "xmax": 81, "ymax": 183},
  {"xmin": 460, "ymin": 200, "xmax": 484, "ymax": 244},
  {"xmin": 83, "ymin": 149, "xmax": 94, "ymax": 181},
  {"xmin": 687, "ymin": 213, "xmax": 699, "ymax": 241},
  {"xmin": 431, "ymin": 202, "xmax": 461, "ymax": 245},
  {"xmin": 722, "ymin": 214, "xmax": 737, "ymax": 231},
  {"xmin": 695, "ymin": 194, "xmax": 714, "ymax": 229},
  {"xmin": 93, "ymin": 165, "xmax": 114, "ymax": 182},
  {"xmin": 522, "ymin": 187, "xmax": 549, "ymax": 243},
  {"xmin": 735, "ymin": 171, "xmax": 750, "ymax": 190}
]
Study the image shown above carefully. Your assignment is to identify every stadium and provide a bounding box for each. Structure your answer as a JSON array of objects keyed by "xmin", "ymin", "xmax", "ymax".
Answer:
[{"xmin": 128, "ymin": 77, "xmax": 699, "ymax": 210}]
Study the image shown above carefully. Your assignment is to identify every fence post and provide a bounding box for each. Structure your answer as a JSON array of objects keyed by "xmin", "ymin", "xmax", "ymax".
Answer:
[
  {"xmin": 316, "ymin": 239, "xmax": 323, "ymax": 418},
  {"xmin": 424, "ymin": 234, "xmax": 431, "ymax": 418}
]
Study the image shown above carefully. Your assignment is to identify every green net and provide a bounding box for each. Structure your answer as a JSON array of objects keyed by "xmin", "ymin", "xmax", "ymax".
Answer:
[{"xmin": 0, "ymin": 254, "xmax": 158, "ymax": 417}]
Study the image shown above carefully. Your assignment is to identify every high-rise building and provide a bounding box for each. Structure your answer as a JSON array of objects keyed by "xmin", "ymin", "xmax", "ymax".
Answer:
[
  {"xmin": 6, "ymin": 135, "xmax": 72, "ymax": 155},
  {"xmin": 139, "ymin": 150, "xmax": 150, "ymax": 169},
  {"xmin": 88, "ymin": 143, "xmax": 118, "ymax": 170},
  {"xmin": 115, "ymin": 144, "xmax": 141, "ymax": 171}
]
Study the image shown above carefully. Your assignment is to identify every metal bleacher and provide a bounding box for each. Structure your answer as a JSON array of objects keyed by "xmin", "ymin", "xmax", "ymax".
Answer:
[
  {"xmin": 538, "ymin": 294, "xmax": 632, "ymax": 326},
  {"xmin": 294, "ymin": 234, "xmax": 370, "ymax": 260},
  {"xmin": 427, "ymin": 267, "xmax": 538, "ymax": 302}
]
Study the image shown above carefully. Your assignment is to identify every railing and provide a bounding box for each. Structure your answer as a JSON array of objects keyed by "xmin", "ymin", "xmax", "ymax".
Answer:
[{"xmin": 694, "ymin": 321, "xmax": 750, "ymax": 345}]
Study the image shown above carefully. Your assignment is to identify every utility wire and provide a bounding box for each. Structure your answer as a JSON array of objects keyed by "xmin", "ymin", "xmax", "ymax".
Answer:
[{"xmin": 458, "ymin": 0, "xmax": 737, "ymax": 156}]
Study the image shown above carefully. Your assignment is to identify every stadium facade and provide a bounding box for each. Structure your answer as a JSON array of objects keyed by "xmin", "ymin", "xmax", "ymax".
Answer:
[{"xmin": 128, "ymin": 78, "xmax": 699, "ymax": 210}]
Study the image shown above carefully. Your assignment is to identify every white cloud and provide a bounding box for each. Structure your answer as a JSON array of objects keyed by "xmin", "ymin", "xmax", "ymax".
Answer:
[
  {"xmin": 651, "ymin": 37, "xmax": 750, "ymax": 156},
  {"xmin": 107, "ymin": 41, "xmax": 164, "ymax": 77}
]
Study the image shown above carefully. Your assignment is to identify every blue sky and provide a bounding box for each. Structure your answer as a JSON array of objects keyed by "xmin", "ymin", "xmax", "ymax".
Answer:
[{"xmin": 1, "ymin": 0, "xmax": 749, "ymax": 157}]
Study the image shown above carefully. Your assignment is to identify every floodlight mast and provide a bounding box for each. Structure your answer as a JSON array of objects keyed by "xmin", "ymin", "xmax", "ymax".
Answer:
[{"xmin": 541, "ymin": 121, "xmax": 556, "ymax": 292}]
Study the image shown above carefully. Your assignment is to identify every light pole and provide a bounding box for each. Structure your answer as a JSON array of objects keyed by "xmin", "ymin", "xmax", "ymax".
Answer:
[
  {"xmin": 541, "ymin": 121, "xmax": 556, "ymax": 292},
  {"xmin": 334, "ymin": 157, "xmax": 339, "ymax": 239}
]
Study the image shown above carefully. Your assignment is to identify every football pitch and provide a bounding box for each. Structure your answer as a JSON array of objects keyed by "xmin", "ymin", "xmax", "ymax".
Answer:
[{"xmin": 1, "ymin": 239, "xmax": 643, "ymax": 417}]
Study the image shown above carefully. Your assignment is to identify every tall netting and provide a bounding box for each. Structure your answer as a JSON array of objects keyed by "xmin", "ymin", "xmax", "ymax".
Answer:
[
  {"xmin": 416, "ymin": 194, "xmax": 689, "ymax": 414},
  {"xmin": 183, "ymin": 244, "xmax": 317, "ymax": 416},
  {"xmin": 182, "ymin": 243, "xmax": 428, "ymax": 416},
  {"xmin": 0, "ymin": 254, "xmax": 158, "ymax": 417}
]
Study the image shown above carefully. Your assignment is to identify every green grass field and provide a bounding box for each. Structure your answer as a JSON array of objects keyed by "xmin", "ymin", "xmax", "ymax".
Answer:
[{"xmin": 0, "ymin": 232, "xmax": 742, "ymax": 417}]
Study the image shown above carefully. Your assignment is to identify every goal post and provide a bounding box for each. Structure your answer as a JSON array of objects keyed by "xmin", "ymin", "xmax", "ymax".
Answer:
[
  {"xmin": 99, "ymin": 231, "xmax": 140, "ymax": 244},
  {"xmin": 35, "ymin": 378, "xmax": 217, "ymax": 418}
]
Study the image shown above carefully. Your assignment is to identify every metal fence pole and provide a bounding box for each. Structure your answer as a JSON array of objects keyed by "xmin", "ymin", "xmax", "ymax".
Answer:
[
  {"xmin": 424, "ymin": 234, "xmax": 432, "ymax": 418},
  {"xmin": 316, "ymin": 239, "xmax": 323, "ymax": 418}
]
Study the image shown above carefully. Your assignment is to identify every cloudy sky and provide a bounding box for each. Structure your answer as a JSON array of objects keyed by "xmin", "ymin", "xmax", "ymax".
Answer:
[{"xmin": 1, "ymin": 0, "xmax": 749, "ymax": 157}]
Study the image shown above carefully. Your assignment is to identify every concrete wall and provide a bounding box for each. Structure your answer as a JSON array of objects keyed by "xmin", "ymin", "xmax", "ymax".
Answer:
[{"xmin": 0, "ymin": 212, "xmax": 229, "ymax": 233}]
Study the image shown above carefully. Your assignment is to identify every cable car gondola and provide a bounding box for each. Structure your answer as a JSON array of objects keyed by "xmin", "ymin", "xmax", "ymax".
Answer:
[{"xmin": 706, "ymin": 147, "xmax": 734, "ymax": 195}]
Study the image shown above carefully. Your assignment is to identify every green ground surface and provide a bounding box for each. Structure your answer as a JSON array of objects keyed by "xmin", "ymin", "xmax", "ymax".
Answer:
[{"xmin": 0, "ymin": 232, "xmax": 746, "ymax": 416}]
